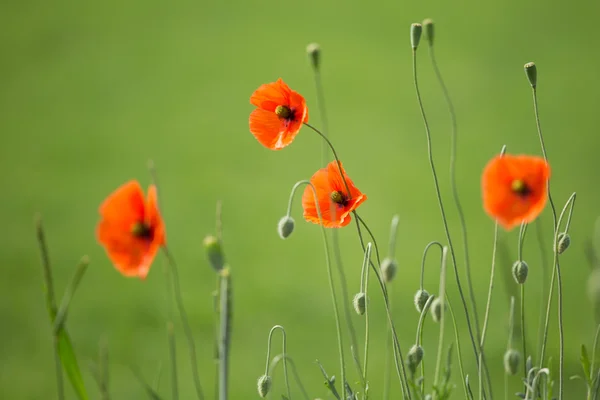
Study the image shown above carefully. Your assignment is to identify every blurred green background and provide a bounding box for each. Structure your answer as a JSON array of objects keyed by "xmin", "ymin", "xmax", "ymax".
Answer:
[{"xmin": 2, "ymin": 0, "xmax": 600, "ymax": 398}]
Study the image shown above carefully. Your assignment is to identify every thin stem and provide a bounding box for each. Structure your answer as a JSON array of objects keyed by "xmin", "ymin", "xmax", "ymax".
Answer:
[
  {"xmin": 269, "ymin": 354, "xmax": 310, "ymax": 400},
  {"xmin": 535, "ymin": 219, "xmax": 549, "ymax": 363},
  {"xmin": 163, "ymin": 247, "xmax": 205, "ymax": 400},
  {"xmin": 167, "ymin": 321, "xmax": 178, "ymax": 400},
  {"xmin": 383, "ymin": 291, "xmax": 392, "ymax": 400},
  {"xmin": 353, "ymin": 215, "xmax": 411, "ymax": 399},
  {"xmin": 264, "ymin": 325, "xmax": 291, "ymax": 399},
  {"xmin": 362, "ymin": 243, "xmax": 373, "ymax": 400},
  {"xmin": 416, "ymin": 295, "xmax": 436, "ymax": 398},
  {"xmin": 479, "ymin": 221, "xmax": 499, "ymax": 400},
  {"xmin": 412, "ymin": 47, "xmax": 488, "ymax": 395},
  {"xmin": 505, "ymin": 297, "xmax": 516, "ymax": 400},
  {"xmin": 312, "ymin": 68, "xmax": 330, "ymax": 166},
  {"xmin": 517, "ymin": 223, "xmax": 528, "ymax": 378},
  {"xmin": 388, "ymin": 215, "xmax": 400, "ymax": 259},
  {"xmin": 287, "ymin": 180, "xmax": 346, "ymax": 399},
  {"xmin": 420, "ymin": 241, "xmax": 444, "ymax": 290},
  {"xmin": 428, "ymin": 39, "xmax": 482, "ymax": 356},
  {"xmin": 591, "ymin": 324, "xmax": 600, "ymax": 383},
  {"xmin": 218, "ymin": 270, "xmax": 232, "ymax": 400},
  {"xmin": 446, "ymin": 296, "xmax": 469, "ymax": 399},
  {"xmin": 433, "ymin": 246, "xmax": 449, "ymax": 391}
]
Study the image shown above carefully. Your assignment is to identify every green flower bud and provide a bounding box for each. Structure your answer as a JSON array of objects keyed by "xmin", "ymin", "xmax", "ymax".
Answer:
[
  {"xmin": 306, "ymin": 43, "xmax": 321, "ymax": 70},
  {"xmin": 204, "ymin": 235, "xmax": 225, "ymax": 272},
  {"xmin": 524, "ymin": 62, "xmax": 537, "ymax": 88},
  {"xmin": 414, "ymin": 289, "xmax": 430, "ymax": 313},
  {"xmin": 411, "ymin": 23, "xmax": 423, "ymax": 50},
  {"xmin": 512, "ymin": 261, "xmax": 529, "ymax": 284},
  {"xmin": 353, "ymin": 292, "xmax": 367, "ymax": 315},
  {"xmin": 407, "ymin": 344, "xmax": 424, "ymax": 374},
  {"xmin": 556, "ymin": 232, "xmax": 571, "ymax": 254},
  {"xmin": 431, "ymin": 297, "xmax": 445, "ymax": 323},
  {"xmin": 381, "ymin": 257, "xmax": 398, "ymax": 283},
  {"xmin": 277, "ymin": 216, "xmax": 295, "ymax": 239},
  {"xmin": 503, "ymin": 349, "xmax": 521, "ymax": 375},
  {"xmin": 257, "ymin": 374, "xmax": 272, "ymax": 397},
  {"xmin": 423, "ymin": 18, "xmax": 434, "ymax": 46}
]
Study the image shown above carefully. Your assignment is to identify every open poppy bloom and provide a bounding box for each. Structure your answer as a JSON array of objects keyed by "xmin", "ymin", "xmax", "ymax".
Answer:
[
  {"xmin": 302, "ymin": 161, "xmax": 367, "ymax": 228},
  {"xmin": 482, "ymin": 154, "xmax": 551, "ymax": 230},
  {"xmin": 96, "ymin": 180, "xmax": 166, "ymax": 279},
  {"xmin": 249, "ymin": 78, "xmax": 309, "ymax": 150}
]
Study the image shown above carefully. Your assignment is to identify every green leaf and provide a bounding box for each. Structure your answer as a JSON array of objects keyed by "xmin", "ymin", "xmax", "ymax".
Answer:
[
  {"xmin": 57, "ymin": 329, "xmax": 89, "ymax": 399},
  {"xmin": 582, "ymin": 344, "xmax": 592, "ymax": 384}
]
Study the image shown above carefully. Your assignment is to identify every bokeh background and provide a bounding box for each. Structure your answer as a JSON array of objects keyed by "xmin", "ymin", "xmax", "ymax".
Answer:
[{"xmin": 2, "ymin": 0, "xmax": 600, "ymax": 398}]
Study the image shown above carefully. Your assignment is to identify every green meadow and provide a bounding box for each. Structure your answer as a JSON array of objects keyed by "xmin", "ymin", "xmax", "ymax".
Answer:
[{"xmin": 1, "ymin": 0, "xmax": 600, "ymax": 398}]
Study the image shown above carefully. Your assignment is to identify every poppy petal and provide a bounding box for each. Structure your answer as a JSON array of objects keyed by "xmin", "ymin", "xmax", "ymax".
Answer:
[
  {"xmin": 250, "ymin": 79, "xmax": 290, "ymax": 112},
  {"xmin": 249, "ymin": 108, "xmax": 294, "ymax": 150}
]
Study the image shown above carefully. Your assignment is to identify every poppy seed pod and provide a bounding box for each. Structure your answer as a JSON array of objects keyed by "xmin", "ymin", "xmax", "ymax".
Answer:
[
  {"xmin": 407, "ymin": 344, "xmax": 424, "ymax": 374},
  {"xmin": 257, "ymin": 374, "xmax": 272, "ymax": 398},
  {"xmin": 524, "ymin": 62, "xmax": 537, "ymax": 88},
  {"xmin": 204, "ymin": 235, "xmax": 225, "ymax": 273},
  {"xmin": 414, "ymin": 289, "xmax": 430, "ymax": 313},
  {"xmin": 353, "ymin": 292, "xmax": 367, "ymax": 315},
  {"xmin": 381, "ymin": 258, "xmax": 398, "ymax": 283},
  {"xmin": 411, "ymin": 23, "xmax": 423, "ymax": 50},
  {"xmin": 431, "ymin": 297, "xmax": 444, "ymax": 323},
  {"xmin": 423, "ymin": 18, "xmax": 434, "ymax": 45},
  {"xmin": 503, "ymin": 349, "xmax": 521, "ymax": 375},
  {"xmin": 306, "ymin": 43, "xmax": 321, "ymax": 70},
  {"xmin": 277, "ymin": 216, "xmax": 295, "ymax": 239},
  {"xmin": 556, "ymin": 232, "xmax": 571, "ymax": 254},
  {"xmin": 512, "ymin": 261, "xmax": 529, "ymax": 284}
]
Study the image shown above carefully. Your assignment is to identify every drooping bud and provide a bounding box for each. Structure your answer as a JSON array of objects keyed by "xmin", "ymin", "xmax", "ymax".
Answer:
[
  {"xmin": 204, "ymin": 235, "xmax": 225, "ymax": 272},
  {"xmin": 407, "ymin": 344, "xmax": 424, "ymax": 374},
  {"xmin": 431, "ymin": 297, "xmax": 444, "ymax": 323},
  {"xmin": 423, "ymin": 18, "xmax": 434, "ymax": 46},
  {"xmin": 503, "ymin": 349, "xmax": 521, "ymax": 375},
  {"xmin": 277, "ymin": 216, "xmax": 295, "ymax": 239},
  {"xmin": 411, "ymin": 23, "xmax": 423, "ymax": 50},
  {"xmin": 414, "ymin": 289, "xmax": 430, "ymax": 313},
  {"xmin": 306, "ymin": 43, "xmax": 321, "ymax": 71},
  {"xmin": 257, "ymin": 374, "xmax": 272, "ymax": 397},
  {"xmin": 524, "ymin": 62, "xmax": 537, "ymax": 88},
  {"xmin": 556, "ymin": 232, "xmax": 571, "ymax": 254},
  {"xmin": 512, "ymin": 261, "xmax": 529, "ymax": 284},
  {"xmin": 353, "ymin": 292, "xmax": 367, "ymax": 315},
  {"xmin": 381, "ymin": 258, "xmax": 398, "ymax": 283}
]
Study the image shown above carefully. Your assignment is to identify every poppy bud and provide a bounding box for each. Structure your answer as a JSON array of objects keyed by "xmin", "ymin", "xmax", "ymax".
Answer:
[
  {"xmin": 512, "ymin": 261, "xmax": 529, "ymax": 284},
  {"xmin": 407, "ymin": 344, "xmax": 424, "ymax": 374},
  {"xmin": 277, "ymin": 216, "xmax": 295, "ymax": 239},
  {"xmin": 555, "ymin": 232, "xmax": 571, "ymax": 254},
  {"xmin": 503, "ymin": 349, "xmax": 521, "ymax": 375},
  {"xmin": 306, "ymin": 43, "xmax": 321, "ymax": 70},
  {"xmin": 411, "ymin": 23, "xmax": 423, "ymax": 50},
  {"xmin": 353, "ymin": 292, "xmax": 367, "ymax": 315},
  {"xmin": 431, "ymin": 297, "xmax": 444, "ymax": 323},
  {"xmin": 524, "ymin": 62, "xmax": 537, "ymax": 88},
  {"xmin": 257, "ymin": 374, "xmax": 272, "ymax": 397},
  {"xmin": 203, "ymin": 235, "xmax": 225, "ymax": 272},
  {"xmin": 381, "ymin": 258, "xmax": 398, "ymax": 283},
  {"xmin": 414, "ymin": 289, "xmax": 430, "ymax": 313},
  {"xmin": 423, "ymin": 18, "xmax": 434, "ymax": 46}
]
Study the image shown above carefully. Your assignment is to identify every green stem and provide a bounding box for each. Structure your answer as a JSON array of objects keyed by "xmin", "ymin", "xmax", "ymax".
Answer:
[
  {"xmin": 517, "ymin": 222, "xmax": 528, "ymax": 378},
  {"xmin": 412, "ymin": 48, "xmax": 486, "ymax": 394},
  {"xmin": 433, "ymin": 246, "xmax": 449, "ymax": 393},
  {"xmin": 287, "ymin": 180, "xmax": 346, "ymax": 399},
  {"xmin": 446, "ymin": 296, "xmax": 469, "ymax": 399},
  {"xmin": 362, "ymin": 243, "xmax": 373, "ymax": 400},
  {"xmin": 417, "ymin": 295, "xmax": 437, "ymax": 398},
  {"xmin": 264, "ymin": 325, "xmax": 291, "ymax": 399},
  {"xmin": 268, "ymin": 354, "xmax": 310, "ymax": 400},
  {"xmin": 218, "ymin": 270, "xmax": 232, "ymax": 400}
]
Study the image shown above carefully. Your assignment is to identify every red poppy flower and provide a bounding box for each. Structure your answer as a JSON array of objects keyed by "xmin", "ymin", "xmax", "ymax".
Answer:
[
  {"xmin": 249, "ymin": 78, "xmax": 309, "ymax": 150},
  {"xmin": 96, "ymin": 180, "xmax": 166, "ymax": 279},
  {"xmin": 482, "ymin": 154, "xmax": 551, "ymax": 230},
  {"xmin": 302, "ymin": 161, "xmax": 367, "ymax": 228}
]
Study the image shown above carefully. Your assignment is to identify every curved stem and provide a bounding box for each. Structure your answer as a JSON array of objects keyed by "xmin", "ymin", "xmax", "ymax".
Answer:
[
  {"xmin": 412, "ymin": 48, "xmax": 489, "ymax": 395},
  {"xmin": 264, "ymin": 325, "xmax": 291, "ymax": 399},
  {"xmin": 428, "ymin": 40, "xmax": 482, "ymax": 357},
  {"xmin": 479, "ymin": 221, "xmax": 499, "ymax": 400},
  {"xmin": 420, "ymin": 241, "xmax": 444, "ymax": 290},
  {"xmin": 287, "ymin": 180, "xmax": 346, "ymax": 399},
  {"xmin": 269, "ymin": 354, "xmax": 310, "ymax": 400}
]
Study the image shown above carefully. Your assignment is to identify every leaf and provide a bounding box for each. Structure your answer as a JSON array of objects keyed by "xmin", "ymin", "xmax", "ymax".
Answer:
[
  {"xmin": 583, "ymin": 344, "xmax": 592, "ymax": 384},
  {"xmin": 57, "ymin": 328, "xmax": 89, "ymax": 399}
]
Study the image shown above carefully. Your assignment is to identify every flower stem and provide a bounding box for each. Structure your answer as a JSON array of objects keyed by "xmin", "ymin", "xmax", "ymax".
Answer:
[
  {"xmin": 362, "ymin": 243, "xmax": 373, "ymax": 400},
  {"xmin": 412, "ymin": 47, "xmax": 490, "ymax": 396},
  {"xmin": 287, "ymin": 180, "xmax": 346, "ymax": 399},
  {"xmin": 433, "ymin": 246, "xmax": 449, "ymax": 392},
  {"xmin": 264, "ymin": 325, "xmax": 291, "ymax": 399}
]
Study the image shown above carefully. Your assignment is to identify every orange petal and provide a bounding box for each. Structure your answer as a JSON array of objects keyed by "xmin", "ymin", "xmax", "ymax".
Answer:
[
  {"xmin": 145, "ymin": 185, "xmax": 166, "ymax": 247},
  {"xmin": 249, "ymin": 79, "xmax": 291, "ymax": 112},
  {"xmin": 249, "ymin": 108, "xmax": 290, "ymax": 150},
  {"xmin": 99, "ymin": 180, "xmax": 145, "ymax": 227}
]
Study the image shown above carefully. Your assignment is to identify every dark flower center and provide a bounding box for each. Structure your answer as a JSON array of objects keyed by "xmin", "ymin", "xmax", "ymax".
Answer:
[
  {"xmin": 511, "ymin": 179, "xmax": 531, "ymax": 197},
  {"xmin": 131, "ymin": 222, "xmax": 153, "ymax": 239},
  {"xmin": 330, "ymin": 190, "xmax": 348, "ymax": 206},
  {"xmin": 275, "ymin": 105, "xmax": 294, "ymax": 120}
]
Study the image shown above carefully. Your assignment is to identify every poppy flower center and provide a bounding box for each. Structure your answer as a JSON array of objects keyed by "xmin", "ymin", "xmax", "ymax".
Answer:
[
  {"xmin": 275, "ymin": 105, "xmax": 293, "ymax": 120},
  {"xmin": 511, "ymin": 179, "xmax": 531, "ymax": 197},
  {"xmin": 330, "ymin": 190, "xmax": 348, "ymax": 206},
  {"xmin": 131, "ymin": 221, "xmax": 153, "ymax": 239}
]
